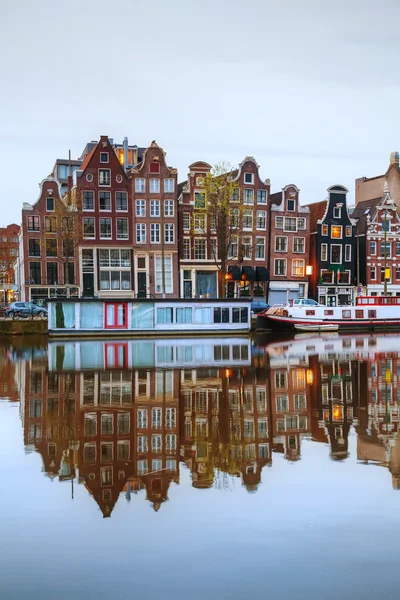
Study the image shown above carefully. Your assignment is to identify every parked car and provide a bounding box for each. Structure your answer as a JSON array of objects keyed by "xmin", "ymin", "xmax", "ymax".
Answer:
[
  {"xmin": 5, "ymin": 302, "xmax": 48, "ymax": 318},
  {"xmin": 250, "ymin": 300, "xmax": 270, "ymax": 314}
]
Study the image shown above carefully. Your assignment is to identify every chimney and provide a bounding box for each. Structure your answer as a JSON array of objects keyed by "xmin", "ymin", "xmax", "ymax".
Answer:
[
  {"xmin": 123, "ymin": 136, "xmax": 129, "ymax": 172},
  {"xmin": 390, "ymin": 151, "xmax": 399, "ymax": 167},
  {"xmin": 67, "ymin": 149, "xmax": 73, "ymax": 191}
]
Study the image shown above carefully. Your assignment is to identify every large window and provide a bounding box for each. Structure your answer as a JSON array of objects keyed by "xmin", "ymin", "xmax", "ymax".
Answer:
[
  {"xmin": 183, "ymin": 213, "xmax": 190, "ymax": 231},
  {"xmin": 99, "ymin": 250, "xmax": 131, "ymax": 291},
  {"xmin": 136, "ymin": 200, "xmax": 145, "ymax": 217},
  {"xmin": 257, "ymin": 190, "xmax": 267, "ymax": 204},
  {"xmin": 274, "ymin": 259, "xmax": 286, "ymax": 276},
  {"xmin": 292, "ymin": 259, "xmax": 304, "ymax": 276},
  {"xmin": 45, "ymin": 216, "xmax": 56, "ymax": 232},
  {"xmin": 230, "ymin": 208, "xmax": 240, "ymax": 228},
  {"xmin": 150, "ymin": 200, "xmax": 160, "ymax": 217},
  {"xmin": 100, "ymin": 218, "xmax": 112, "ymax": 239},
  {"xmin": 116, "ymin": 191, "xmax": 128, "ymax": 211},
  {"xmin": 150, "ymin": 179, "xmax": 160, "ymax": 193},
  {"xmin": 28, "ymin": 239, "xmax": 41, "ymax": 257},
  {"xmin": 194, "ymin": 192, "xmax": 205, "ymax": 208},
  {"xmin": 151, "ymin": 223, "xmax": 160, "ymax": 243},
  {"xmin": 83, "ymin": 218, "xmax": 95, "ymax": 238},
  {"xmin": 99, "ymin": 169, "xmax": 111, "ymax": 186},
  {"xmin": 135, "ymin": 178, "xmax": 145, "ymax": 193},
  {"xmin": 27, "ymin": 216, "xmax": 40, "ymax": 231},
  {"xmin": 183, "ymin": 238, "xmax": 190, "ymax": 259},
  {"xmin": 275, "ymin": 236, "xmax": 287, "ymax": 252},
  {"xmin": 99, "ymin": 191, "xmax": 111, "ymax": 211},
  {"xmin": 164, "ymin": 223, "xmax": 174, "ymax": 243},
  {"xmin": 46, "ymin": 262, "xmax": 58, "ymax": 285},
  {"xmin": 194, "ymin": 214, "xmax": 205, "ymax": 232},
  {"xmin": 381, "ymin": 242, "xmax": 391, "ymax": 258},
  {"xmin": 164, "ymin": 179, "xmax": 175, "ymax": 192},
  {"xmin": 46, "ymin": 238, "xmax": 57, "ymax": 257},
  {"xmin": 242, "ymin": 237, "xmax": 252, "ymax": 259},
  {"xmin": 331, "ymin": 244, "xmax": 342, "ymax": 263},
  {"xmin": 243, "ymin": 189, "xmax": 254, "ymax": 204},
  {"xmin": 331, "ymin": 225, "xmax": 342, "ymax": 239},
  {"xmin": 164, "ymin": 200, "xmax": 174, "ymax": 216},
  {"xmin": 243, "ymin": 210, "xmax": 253, "ymax": 230},
  {"xmin": 228, "ymin": 236, "xmax": 238, "ymax": 259},
  {"xmin": 194, "ymin": 239, "xmax": 206, "ymax": 260},
  {"xmin": 29, "ymin": 262, "xmax": 41, "ymax": 284},
  {"xmin": 284, "ymin": 217, "xmax": 296, "ymax": 232},
  {"xmin": 116, "ymin": 218, "xmax": 128, "ymax": 240},
  {"xmin": 82, "ymin": 191, "xmax": 94, "ymax": 210},
  {"xmin": 100, "ymin": 271, "xmax": 131, "ymax": 290},
  {"xmin": 155, "ymin": 255, "xmax": 173, "ymax": 293},
  {"xmin": 293, "ymin": 237, "xmax": 305, "ymax": 253},
  {"xmin": 136, "ymin": 224, "xmax": 146, "ymax": 243},
  {"xmin": 256, "ymin": 210, "xmax": 266, "ymax": 229},
  {"xmin": 255, "ymin": 237, "xmax": 265, "ymax": 259}
]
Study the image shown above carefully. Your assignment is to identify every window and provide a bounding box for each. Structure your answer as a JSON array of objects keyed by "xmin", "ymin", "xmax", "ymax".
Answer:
[
  {"xmin": 256, "ymin": 210, "xmax": 266, "ymax": 229},
  {"xmin": 257, "ymin": 189, "xmax": 267, "ymax": 204},
  {"xmin": 100, "ymin": 218, "xmax": 112, "ymax": 239},
  {"xmin": 321, "ymin": 225, "xmax": 328, "ymax": 236},
  {"xmin": 136, "ymin": 200, "xmax": 145, "ymax": 217},
  {"xmin": 244, "ymin": 173, "xmax": 254, "ymax": 184},
  {"xmin": 194, "ymin": 239, "xmax": 206, "ymax": 260},
  {"xmin": 183, "ymin": 238, "xmax": 191, "ymax": 259},
  {"xmin": 152, "ymin": 408, "xmax": 162, "ymax": 429},
  {"xmin": 149, "ymin": 200, "xmax": 159, "ymax": 217},
  {"xmin": 166, "ymin": 434, "xmax": 176, "ymax": 451},
  {"xmin": 228, "ymin": 236, "xmax": 238, "ymax": 259},
  {"xmin": 284, "ymin": 217, "xmax": 296, "ymax": 231},
  {"xmin": 292, "ymin": 259, "xmax": 304, "ymax": 276},
  {"xmin": 321, "ymin": 243, "xmax": 328, "ymax": 261},
  {"xmin": 276, "ymin": 394, "xmax": 289, "ymax": 411},
  {"xmin": 46, "ymin": 262, "xmax": 58, "ymax": 285},
  {"xmin": 287, "ymin": 199, "xmax": 295, "ymax": 211},
  {"xmin": 396, "ymin": 266, "xmax": 400, "ymax": 280},
  {"xmin": 331, "ymin": 244, "xmax": 342, "ymax": 263},
  {"xmin": 370, "ymin": 265, "xmax": 376, "ymax": 280},
  {"xmin": 346, "ymin": 226, "xmax": 352, "ymax": 237},
  {"xmin": 164, "ymin": 199, "xmax": 174, "ymax": 216},
  {"xmin": 183, "ymin": 213, "xmax": 190, "ymax": 231},
  {"xmin": 274, "ymin": 259, "xmax": 287, "ymax": 276},
  {"xmin": 210, "ymin": 238, "xmax": 218, "ymax": 260},
  {"xmin": 137, "ymin": 436, "xmax": 148, "ymax": 453},
  {"xmin": 27, "ymin": 216, "xmax": 40, "ymax": 231},
  {"xmin": 64, "ymin": 262, "xmax": 75, "ymax": 284},
  {"xmin": 116, "ymin": 191, "xmax": 128, "ymax": 211},
  {"xmin": 297, "ymin": 218, "xmax": 306, "ymax": 230},
  {"xmin": 99, "ymin": 191, "xmax": 111, "ymax": 211},
  {"xmin": 100, "ymin": 152, "xmax": 109, "ymax": 163},
  {"xmin": 355, "ymin": 310, "xmax": 363, "ymax": 319},
  {"xmin": 164, "ymin": 224, "xmax": 174, "ymax": 243},
  {"xmin": 333, "ymin": 206, "xmax": 341, "ymax": 218},
  {"xmin": 164, "ymin": 178, "xmax": 175, "ymax": 192},
  {"xmin": 151, "ymin": 223, "xmax": 160, "ymax": 243},
  {"xmin": 244, "ymin": 189, "xmax": 254, "ymax": 204},
  {"xmin": 275, "ymin": 236, "xmax": 287, "ymax": 252},
  {"xmin": 45, "ymin": 216, "xmax": 56, "ymax": 232},
  {"xmin": 46, "ymin": 197, "xmax": 54, "ymax": 211},
  {"xmin": 243, "ymin": 210, "xmax": 253, "ymax": 230},
  {"xmin": 116, "ymin": 218, "xmax": 128, "ymax": 239},
  {"xmin": 155, "ymin": 255, "xmax": 173, "ymax": 293},
  {"xmin": 331, "ymin": 225, "xmax": 342, "ymax": 238},
  {"xmin": 28, "ymin": 239, "xmax": 40, "ymax": 257},
  {"xmin": 293, "ymin": 237, "xmax": 305, "ymax": 253},
  {"xmin": 150, "ymin": 178, "xmax": 160, "ymax": 193},
  {"xmin": 275, "ymin": 216, "xmax": 284, "ymax": 229},
  {"xmin": 370, "ymin": 241, "xmax": 376, "ymax": 255},
  {"xmin": 166, "ymin": 407, "xmax": 176, "ymax": 429},
  {"xmin": 135, "ymin": 178, "xmax": 145, "ymax": 193},
  {"xmin": 381, "ymin": 242, "xmax": 391, "ymax": 258},
  {"xmin": 84, "ymin": 413, "xmax": 97, "ymax": 436},
  {"xmin": 255, "ymin": 237, "xmax": 265, "ymax": 259},
  {"xmin": 29, "ymin": 262, "xmax": 41, "ymax": 284},
  {"xmin": 193, "ymin": 192, "xmax": 206, "ymax": 208},
  {"xmin": 230, "ymin": 208, "xmax": 240, "ymax": 228},
  {"xmin": 345, "ymin": 244, "xmax": 351, "ymax": 261},
  {"xmin": 83, "ymin": 218, "xmax": 95, "ymax": 238},
  {"xmin": 368, "ymin": 310, "xmax": 376, "ymax": 319},
  {"xmin": 382, "ymin": 217, "xmax": 390, "ymax": 232},
  {"xmin": 194, "ymin": 214, "xmax": 205, "ymax": 232},
  {"xmin": 242, "ymin": 237, "xmax": 252, "ymax": 259},
  {"xmin": 137, "ymin": 409, "xmax": 148, "ymax": 429},
  {"xmin": 99, "ymin": 169, "xmax": 111, "ymax": 186},
  {"xmin": 136, "ymin": 224, "xmax": 146, "ymax": 243},
  {"xmin": 82, "ymin": 191, "xmax": 94, "ymax": 210},
  {"xmin": 231, "ymin": 188, "xmax": 240, "ymax": 202},
  {"xmin": 118, "ymin": 413, "xmax": 130, "ymax": 434}
]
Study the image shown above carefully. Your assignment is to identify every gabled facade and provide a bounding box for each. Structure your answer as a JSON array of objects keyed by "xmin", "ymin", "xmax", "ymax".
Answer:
[
  {"xmin": 178, "ymin": 157, "xmax": 270, "ymax": 298},
  {"xmin": 268, "ymin": 185, "xmax": 310, "ymax": 304},
  {"xmin": 307, "ymin": 185, "xmax": 355, "ymax": 306},
  {"xmin": 130, "ymin": 141, "xmax": 179, "ymax": 298},
  {"xmin": 20, "ymin": 178, "xmax": 79, "ymax": 303},
  {"xmin": 74, "ymin": 135, "xmax": 133, "ymax": 298},
  {"xmin": 356, "ymin": 151, "xmax": 400, "ymax": 209},
  {"xmin": 0, "ymin": 223, "xmax": 20, "ymax": 303},
  {"xmin": 353, "ymin": 182, "xmax": 400, "ymax": 296}
]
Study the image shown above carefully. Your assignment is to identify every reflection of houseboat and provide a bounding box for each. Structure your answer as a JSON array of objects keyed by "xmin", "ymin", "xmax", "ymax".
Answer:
[
  {"xmin": 47, "ymin": 298, "xmax": 251, "ymax": 336},
  {"xmin": 48, "ymin": 337, "xmax": 252, "ymax": 371},
  {"xmin": 256, "ymin": 296, "xmax": 400, "ymax": 332}
]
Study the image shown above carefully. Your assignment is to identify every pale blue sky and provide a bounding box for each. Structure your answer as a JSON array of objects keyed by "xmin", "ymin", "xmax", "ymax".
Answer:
[{"xmin": 1, "ymin": 0, "xmax": 399, "ymax": 225}]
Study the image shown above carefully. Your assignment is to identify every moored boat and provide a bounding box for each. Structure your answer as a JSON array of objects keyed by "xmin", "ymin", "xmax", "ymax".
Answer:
[
  {"xmin": 256, "ymin": 296, "xmax": 400, "ymax": 332},
  {"xmin": 294, "ymin": 323, "xmax": 338, "ymax": 332}
]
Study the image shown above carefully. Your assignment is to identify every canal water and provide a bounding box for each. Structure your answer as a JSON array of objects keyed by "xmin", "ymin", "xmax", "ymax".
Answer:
[{"xmin": 1, "ymin": 333, "xmax": 400, "ymax": 600}]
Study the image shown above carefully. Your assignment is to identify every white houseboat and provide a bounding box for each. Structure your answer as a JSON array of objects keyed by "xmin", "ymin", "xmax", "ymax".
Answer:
[
  {"xmin": 47, "ymin": 298, "xmax": 251, "ymax": 337},
  {"xmin": 256, "ymin": 297, "xmax": 400, "ymax": 332}
]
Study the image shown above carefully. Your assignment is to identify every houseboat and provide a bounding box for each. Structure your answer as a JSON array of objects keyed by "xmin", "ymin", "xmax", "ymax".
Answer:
[
  {"xmin": 47, "ymin": 298, "xmax": 251, "ymax": 337},
  {"xmin": 48, "ymin": 336, "xmax": 252, "ymax": 371},
  {"xmin": 256, "ymin": 296, "xmax": 400, "ymax": 332}
]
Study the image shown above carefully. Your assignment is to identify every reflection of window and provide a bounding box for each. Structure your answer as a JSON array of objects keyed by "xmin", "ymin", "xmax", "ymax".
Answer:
[
  {"xmin": 275, "ymin": 372, "xmax": 287, "ymax": 389},
  {"xmin": 276, "ymin": 395, "xmax": 289, "ymax": 412}
]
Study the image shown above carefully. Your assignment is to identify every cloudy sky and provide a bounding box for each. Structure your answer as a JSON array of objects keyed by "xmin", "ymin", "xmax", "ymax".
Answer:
[{"xmin": 1, "ymin": 0, "xmax": 399, "ymax": 225}]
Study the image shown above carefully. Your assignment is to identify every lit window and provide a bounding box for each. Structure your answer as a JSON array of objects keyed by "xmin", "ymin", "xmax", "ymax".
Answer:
[
  {"xmin": 331, "ymin": 226, "xmax": 342, "ymax": 238},
  {"xmin": 321, "ymin": 225, "xmax": 328, "ymax": 236},
  {"xmin": 292, "ymin": 259, "xmax": 304, "ymax": 276}
]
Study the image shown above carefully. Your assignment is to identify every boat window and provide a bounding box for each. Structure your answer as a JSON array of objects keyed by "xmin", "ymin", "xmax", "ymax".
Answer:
[
  {"xmin": 368, "ymin": 310, "xmax": 377, "ymax": 319},
  {"xmin": 355, "ymin": 310, "xmax": 363, "ymax": 319},
  {"xmin": 305, "ymin": 310, "xmax": 315, "ymax": 316},
  {"xmin": 342, "ymin": 310, "xmax": 351, "ymax": 319},
  {"xmin": 324, "ymin": 310, "xmax": 334, "ymax": 316}
]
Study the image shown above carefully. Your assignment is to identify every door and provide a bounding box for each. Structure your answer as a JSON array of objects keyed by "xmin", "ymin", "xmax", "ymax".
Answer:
[
  {"xmin": 105, "ymin": 303, "xmax": 128, "ymax": 329},
  {"xmin": 82, "ymin": 273, "xmax": 94, "ymax": 297},
  {"xmin": 137, "ymin": 272, "xmax": 147, "ymax": 298},
  {"xmin": 183, "ymin": 280, "xmax": 192, "ymax": 299}
]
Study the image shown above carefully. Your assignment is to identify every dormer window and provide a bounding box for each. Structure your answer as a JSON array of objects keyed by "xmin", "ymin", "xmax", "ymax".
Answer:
[
  {"xmin": 100, "ymin": 152, "xmax": 109, "ymax": 163},
  {"xmin": 333, "ymin": 206, "xmax": 342, "ymax": 219},
  {"xmin": 150, "ymin": 161, "xmax": 160, "ymax": 174},
  {"xmin": 287, "ymin": 199, "xmax": 295, "ymax": 211},
  {"xmin": 46, "ymin": 197, "xmax": 54, "ymax": 212},
  {"xmin": 244, "ymin": 173, "xmax": 254, "ymax": 184}
]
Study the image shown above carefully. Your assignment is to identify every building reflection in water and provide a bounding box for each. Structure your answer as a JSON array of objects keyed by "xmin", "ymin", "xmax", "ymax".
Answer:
[{"xmin": 4, "ymin": 333, "xmax": 400, "ymax": 516}]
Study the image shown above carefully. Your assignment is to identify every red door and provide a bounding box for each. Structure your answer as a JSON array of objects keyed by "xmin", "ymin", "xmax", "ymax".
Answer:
[{"xmin": 105, "ymin": 303, "xmax": 128, "ymax": 329}]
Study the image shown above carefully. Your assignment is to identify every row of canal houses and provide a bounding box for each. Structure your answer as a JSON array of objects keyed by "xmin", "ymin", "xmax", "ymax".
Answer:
[{"xmin": 17, "ymin": 136, "xmax": 400, "ymax": 306}]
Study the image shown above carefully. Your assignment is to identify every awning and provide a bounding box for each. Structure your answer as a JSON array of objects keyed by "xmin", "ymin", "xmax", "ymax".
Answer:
[
  {"xmin": 242, "ymin": 266, "xmax": 256, "ymax": 281},
  {"xmin": 228, "ymin": 266, "xmax": 242, "ymax": 281},
  {"xmin": 255, "ymin": 266, "xmax": 269, "ymax": 282}
]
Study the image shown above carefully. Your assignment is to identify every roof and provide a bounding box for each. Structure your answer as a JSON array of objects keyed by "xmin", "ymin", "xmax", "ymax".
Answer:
[
  {"xmin": 350, "ymin": 197, "xmax": 381, "ymax": 234},
  {"xmin": 79, "ymin": 147, "xmax": 97, "ymax": 171},
  {"xmin": 270, "ymin": 191, "xmax": 283, "ymax": 207},
  {"xmin": 305, "ymin": 200, "xmax": 328, "ymax": 233},
  {"xmin": 177, "ymin": 180, "xmax": 187, "ymax": 197}
]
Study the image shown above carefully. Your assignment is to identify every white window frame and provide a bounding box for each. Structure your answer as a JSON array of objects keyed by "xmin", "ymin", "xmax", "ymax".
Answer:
[
  {"xmin": 100, "ymin": 152, "xmax": 109, "ymax": 163},
  {"xmin": 150, "ymin": 200, "xmax": 160, "ymax": 217},
  {"xmin": 255, "ymin": 237, "xmax": 265, "ymax": 260},
  {"xmin": 243, "ymin": 210, "xmax": 253, "ymax": 230},
  {"xmin": 256, "ymin": 210, "xmax": 266, "ymax": 230},
  {"xmin": 183, "ymin": 212, "xmax": 190, "ymax": 231},
  {"xmin": 293, "ymin": 237, "xmax": 305, "ymax": 253},
  {"xmin": 331, "ymin": 225, "xmax": 343, "ymax": 239},
  {"xmin": 284, "ymin": 217, "xmax": 297, "ymax": 232},
  {"xmin": 135, "ymin": 178, "xmax": 146, "ymax": 193},
  {"xmin": 345, "ymin": 244, "xmax": 351, "ymax": 262},
  {"xmin": 333, "ymin": 206, "xmax": 342, "ymax": 219},
  {"xmin": 257, "ymin": 189, "xmax": 267, "ymax": 204},
  {"xmin": 297, "ymin": 218, "xmax": 306, "ymax": 230},
  {"xmin": 98, "ymin": 169, "xmax": 111, "ymax": 186},
  {"xmin": 194, "ymin": 238, "xmax": 206, "ymax": 260},
  {"xmin": 321, "ymin": 243, "xmax": 328, "ymax": 261},
  {"xmin": 275, "ymin": 236, "xmax": 288, "ymax": 252},
  {"xmin": 243, "ymin": 189, "xmax": 254, "ymax": 205},
  {"xmin": 150, "ymin": 178, "xmax": 160, "ymax": 194},
  {"xmin": 150, "ymin": 223, "xmax": 160, "ymax": 243},
  {"xmin": 292, "ymin": 259, "xmax": 305, "ymax": 277},
  {"xmin": 99, "ymin": 218, "xmax": 112, "ymax": 240},
  {"xmin": 370, "ymin": 240, "xmax": 376, "ymax": 255},
  {"xmin": 83, "ymin": 217, "xmax": 95, "ymax": 239},
  {"xmin": 244, "ymin": 172, "xmax": 254, "ymax": 184},
  {"xmin": 116, "ymin": 217, "xmax": 129, "ymax": 240},
  {"xmin": 164, "ymin": 223, "xmax": 174, "ymax": 244},
  {"xmin": 116, "ymin": 191, "xmax": 128, "ymax": 212},
  {"xmin": 136, "ymin": 199, "xmax": 145, "ymax": 217},
  {"xmin": 275, "ymin": 216, "xmax": 284, "ymax": 229},
  {"xmin": 274, "ymin": 258, "xmax": 287, "ymax": 276},
  {"xmin": 136, "ymin": 223, "xmax": 146, "ymax": 243},
  {"xmin": 164, "ymin": 199, "xmax": 174, "ymax": 217},
  {"xmin": 330, "ymin": 244, "xmax": 342, "ymax": 264},
  {"xmin": 164, "ymin": 178, "xmax": 175, "ymax": 193},
  {"xmin": 183, "ymin": 237, "xmax": 191, "ymax": 259}
]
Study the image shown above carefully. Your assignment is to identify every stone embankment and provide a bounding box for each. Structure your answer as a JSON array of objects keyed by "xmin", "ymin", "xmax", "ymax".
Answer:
[{"xmin": 0, "ymin": 318, "xmax": 47, "ymax": 336}]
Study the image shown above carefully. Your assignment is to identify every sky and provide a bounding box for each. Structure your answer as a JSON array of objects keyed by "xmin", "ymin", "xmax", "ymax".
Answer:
[{"xmin": 1, "ymin": 0, "xmax": 399, "ymax": 226}]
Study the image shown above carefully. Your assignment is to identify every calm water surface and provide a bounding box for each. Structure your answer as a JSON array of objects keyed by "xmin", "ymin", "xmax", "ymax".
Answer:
[{"xmin": 1, "ymin": 333, "xmax": 400, "ymax": 600}]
